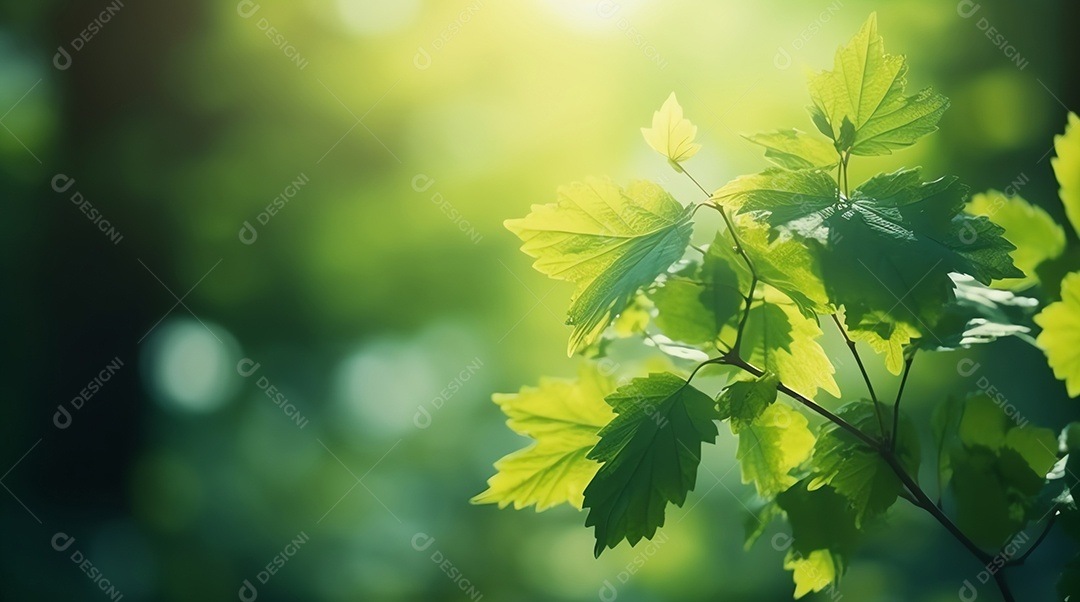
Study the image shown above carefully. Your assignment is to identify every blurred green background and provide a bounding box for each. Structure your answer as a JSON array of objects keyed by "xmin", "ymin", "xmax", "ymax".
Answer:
[{"xmin": 2, "ymin": 0, "xmax": 1079, "ymax": 600}]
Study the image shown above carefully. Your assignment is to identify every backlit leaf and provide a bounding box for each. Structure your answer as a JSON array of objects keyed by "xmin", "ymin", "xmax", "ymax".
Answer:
[
  {"xmin": 472, "ymin": 363, "xmax": 616, "ymax": 511},
  {"xmin": 809, "ymin": 401, "xmax": 920, "ymax": 527},
  {"xmin": 1053, "ymin": 112, "xmax": 1080, "ymax": 237},
  {"xmin": 506, "ymin": 177, "xmax": 693, "ymax": 355},
  {"xmin": 731, "ymin": 287, "xmax": 840, "ymax": 399},
  {"xmin": 641, "ymin": 92, "xmax": 701, "ymax": 171},
  {"xmin": 785, "ymin": 549, "xmax": 839, "ymax": 599},
  {"xmin": 744, "ymin": 129, "xmax": 839, "ymax": 170},
  {"xmin": 807, "ymin": 13, "xmax": 949, "ymax": 156},
  {"xmin": 1036, "ymin": 272, "xmax": 1080, "ymax": 397},
  {"xmin": 735, "ymin": 402, "xmax": 816, "ymax": 498},
  {"xmin": 967, "ymin": 190, "xmax": 1066, "ymax": 291}
]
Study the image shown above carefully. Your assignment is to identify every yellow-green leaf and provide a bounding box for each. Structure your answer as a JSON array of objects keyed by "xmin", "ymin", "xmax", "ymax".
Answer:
[
  {"xmin": 807, "ymin": 13, "xmax": 948, "ymax": 156},
  {"xmin": 736, "ymin": 403, "xmax": 816, "ymax": 498},
  {"xmin": 968, "ymin": 190, "xmax": 1066, "ymax": 290},
  {"xmin": 1035, "ymin": 272, "xmax": 1080, "ymax": 397},
  {"xmin": 848, "ymin": 314, "xmax": 919, "ymax": 375},
  {"xmin": 506, "ymin": 177, "xmax": 693, "ymax": 355},
  {"xmin": 725, "ymin": 287, "xmax": 841, "ymax": 399},
  {"xmin": 785, "ymin": 549, "xmax": 839, "ymax": 599},
  {"xmin": 471, "ymin": 363, "xmax": 616, "ymax": 510},
  {"xmin": 641, "ymin": 92, "xmax": 702, "ymax": 170},
  {"xmin": 1053, "ymin": 112, "xmax": 1080, "ymax": 237},
  {"xmin": 743, "ymin": 128, "xmax": 839, "ymax": 170}
]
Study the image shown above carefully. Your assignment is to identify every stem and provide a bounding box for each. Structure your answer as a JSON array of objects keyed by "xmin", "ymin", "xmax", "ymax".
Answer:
[
  {"xmin": 1007, "ymin": 512, "xmax": 1058, "ymax": 566},
  {"xmin": 720, "ymin": 354, "xmax": 879, "ymax": 450},
  {"xmin": 732, "ymin": 274, "xmax": 757, "ymax": 357},
  {"xmin": 841, "ymin": 151, "xmax": 850, "ymax": 198},
  {"xmin": 993, "ymin": 572, "xmax": 1016, "ymax": 602},
  {"xmin": 717, "ymin": 353, "xmax": 1019, "ymax": 601},
  {"xmin": 681, "ymin": 167, "xmax": 757, "ymax": 358},
  {"xmin": 830, "ymin": 315, "xmax": 888, "ymax": 439},
  {"xmin": 835, "ymin": 161, "xmax": 843, "ymax": 202},
  {"xmin": 891, "ymin": 354, "xmax": 915, "ymax": 451},
  {"xmin": 878, "ymin": 449, "xmax": 991, "ymax": 564},
  {"xmin": 688, "ymin": 160, "xmax": 1019, "ymax": 602}
]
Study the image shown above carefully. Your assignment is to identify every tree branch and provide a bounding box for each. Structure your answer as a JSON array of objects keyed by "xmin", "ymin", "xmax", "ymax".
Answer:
[
  {"xmin": 719, "ymin": 354, "xmax": 879, "ymax": 450},
  {"xmin": 681, "ymin": 167, "xmax": 758, "ymax": 358},
  {"xmin": 684, "ymin": 170, "xmax": 1017, "ymax": 602},
  {"xmin": 716, "ymin": 352, "xmax": 1017, "ymax": 599}
]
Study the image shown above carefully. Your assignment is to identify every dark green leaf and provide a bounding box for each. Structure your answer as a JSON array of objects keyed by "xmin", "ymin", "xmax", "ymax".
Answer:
[{"xmin": 584, "ymin": 373, "xmax": 719, "ymax": 556}]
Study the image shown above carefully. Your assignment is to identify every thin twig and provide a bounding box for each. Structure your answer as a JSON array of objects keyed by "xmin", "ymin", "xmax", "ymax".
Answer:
[
  {"xmin": 719, "ymin": 354, "xmax": 879, "ymax": 450},
  {"xmin": 1007, "ymin": 511, "xmax": 1059, "ymax": 566},
  {"xmin": 891, "ymin": 354, "xmax": 915, "ymax": 451},
  {"xmin": 830, "ymin": 314, "xmax": 888, "ymax": 438}
]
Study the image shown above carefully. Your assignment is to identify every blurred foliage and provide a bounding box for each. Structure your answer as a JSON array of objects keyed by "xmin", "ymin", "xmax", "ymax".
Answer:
[{"xmin": 1, "ymin": 0, "xmax": 1078, "ymax": 600}]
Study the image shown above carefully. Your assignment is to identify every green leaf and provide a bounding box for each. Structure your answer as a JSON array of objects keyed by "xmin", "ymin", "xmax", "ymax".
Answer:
[
  {"xmin": 967, "ymin": 190, "xmax": 1066, "ymax": 291},
  {"xmin": 733, "ymin": 287, "xmax": 840, "ymax": 399},
  {"xmin": 651, "ymin": 276, "xmax": 717, "ymax": 345},
  {"xmin": 809, "ymin": 401, "xmax": 920, "ymax": 528},
  {"xmin": 651, "ymin": 233, "xmax": 746, "ymax": 346},
  {"xmin": 731, "ymin": 213, "xmax": 832, "ymax": 316},
  {"xmin": 807, "ymin": 13, "xmax": 949, "ymax": 156},
  {"xmin": 948, "ymin": 394, "xmax": 1059, "ymax": 548},
  {"xmin": 506, "ymin": 177, "xmax": 694, "ymax": 355},
  {"xmin": 848, "ymin": 318, "xmax": 919, "ymax": 375},
  {"xmin": 1053, "ymin": 112, "xmax": 1080, "ymax": 237},
  {"xmin": 916, "ymin": 273, "xmax": 1038, "ymax": 352},
  {"xmin": 735, "ymin": 402, "xmax": 816, "ymax": 498},
  {"xmin": 1036, "ymin": 272, "xmax": 1080, "ymax": 398},
  {"xmin": 641, "ymin": 92, "xmax": 701, "ymax": 170},
  {"xmin": 776, "ymin": 481, "xmax": 861, "ymax": 597},
  {"xmin": 472, "ymin": 363, "xmax": 616, "ymax": 511},
  {"xmin": 584, "ymin": 372, "xmax": 719, "ymax": 556},
  {"xmin": 743, "ymin": 501, "xmax": 782, "ymax": 550},
  {"xmin": 932, "ymin": 395, "xmax": 965, "ymax": 494},
  {"xmin": 725, "ymin": 166, "xmax": 1021, "ymax": 372},
  {"xmin": 713, "ymin": 168, "xmax": 839, "ymax": 224},
  {"xmin": 718, "ymin": 372, "xmax": 779, "ymax": 431},
  {"xmin": 957, "ymin": 393, "xmax": 1008, "ymax": 451},
  {"xmin": 777, "ymin": 481, "xmax": 862, "ymax": 556},
  {"xmin": 743, "ymin": 129, "xmax": 839, "ymax": 170}
]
